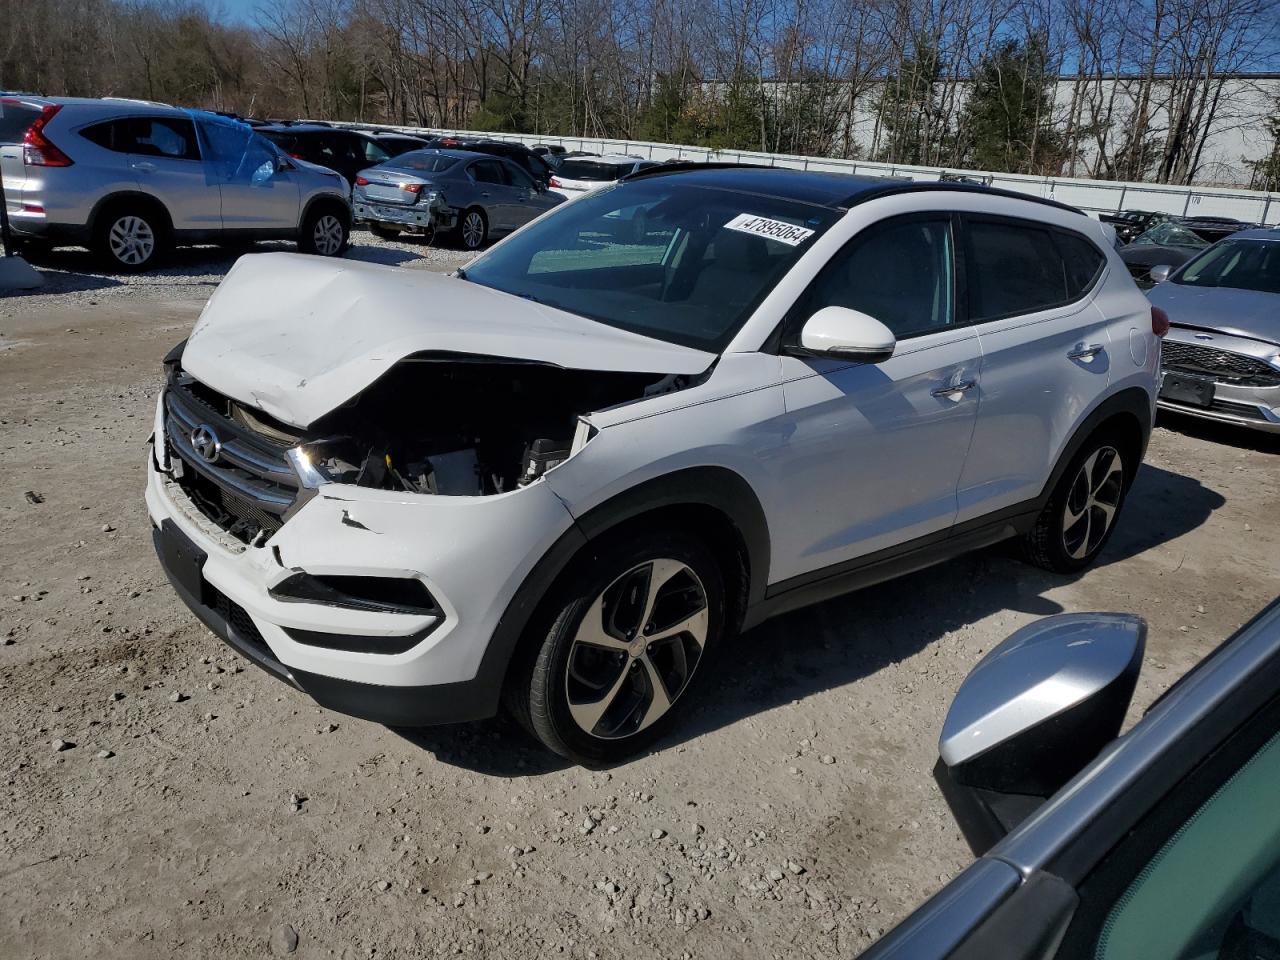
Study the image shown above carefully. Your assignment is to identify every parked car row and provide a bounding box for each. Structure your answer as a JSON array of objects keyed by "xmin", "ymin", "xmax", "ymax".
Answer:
[
  {"xmin": 1, "ymin": 95, "xmax": 353, "ymax": 270},
  {"xmin": 1111, "ymin": 211, "xmax": 1257, "ymax": 286}
]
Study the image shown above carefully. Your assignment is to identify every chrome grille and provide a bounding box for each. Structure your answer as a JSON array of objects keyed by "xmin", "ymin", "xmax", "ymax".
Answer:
[
  {"xmin": 164, "ymin": 373, "xmax": 298, "ymax": 543},
  {"xmin": 1161, "ymin": 341, "xmax": 1280, "ymax": 387}
]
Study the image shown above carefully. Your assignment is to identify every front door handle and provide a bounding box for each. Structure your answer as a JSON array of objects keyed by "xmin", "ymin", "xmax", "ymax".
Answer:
[
  {"xmin": 931, "ymin": 378, "xmax": 977, "ymax": 399},
  {"xmin": 1068, "ymin": 343, "xmax": 1105, "ymax": 362},
  {"xmin": 132, "ymin": 160, "xmax": 157, "ymax": 173}
]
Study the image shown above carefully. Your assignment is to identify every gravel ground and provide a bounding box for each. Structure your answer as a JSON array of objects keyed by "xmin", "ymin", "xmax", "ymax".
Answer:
[
  {"xmin": 1, "ymin": 241, "xmax": 1278, "ymax": 960},
  {"xmin": 6, "ymin": 230, "xmax": 470, "ymax": 312}
]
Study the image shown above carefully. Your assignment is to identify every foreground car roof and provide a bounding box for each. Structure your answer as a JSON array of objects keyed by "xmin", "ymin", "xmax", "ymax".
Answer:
[{"xmin": 631, "ymin": 166, "xmax": 894, "ymax": 207}]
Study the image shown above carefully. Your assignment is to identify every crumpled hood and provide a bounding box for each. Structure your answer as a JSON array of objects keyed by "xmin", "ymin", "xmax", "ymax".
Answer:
[
  {"xmin": 1148, "ymin": 281, "xmax": 1280, "ymax": 345},
  {"xmin": 181, "ymin": 252, "xmax": 715, "ymax": 428}
]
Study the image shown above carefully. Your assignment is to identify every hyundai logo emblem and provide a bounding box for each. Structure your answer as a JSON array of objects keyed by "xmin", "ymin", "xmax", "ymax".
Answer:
[{"xmin": 190, "ymin": 424, "xmax": 222, "ymax": 464}]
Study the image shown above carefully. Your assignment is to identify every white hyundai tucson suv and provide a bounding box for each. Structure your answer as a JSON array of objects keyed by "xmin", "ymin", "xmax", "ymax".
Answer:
[{"xmin": 146, "ymin": 165, "xmax": 1163, "ymax": 764}]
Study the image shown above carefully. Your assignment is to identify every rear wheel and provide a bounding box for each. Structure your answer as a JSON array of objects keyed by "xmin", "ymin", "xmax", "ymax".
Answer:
[
  {"xmin": 1023, "ymin": 432, "xmax": 1130, "ymax": 573},
  {"xmin": 510, "ymin": 530, "xmax": 725, "ymax": 765},
  {"xmin": 456, "ymin": 208, "xmax": 487, "ymax": 250},
  {"xmin": 93, "ymin": 206, "xmax": 168, "ymax": 272},
  {"xmin": 298, "ymin": 205, "xmax": 349, "ymax": 256}
]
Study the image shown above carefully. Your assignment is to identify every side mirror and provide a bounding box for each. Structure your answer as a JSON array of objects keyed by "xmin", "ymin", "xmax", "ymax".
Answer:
[
  {"xmin": 1148, "ymin": 264, "xmax": 1173, "ymax": 283},
  {"xmin": 797, "ymin": 306, "xmax": 896, "ymax": 362},
  {"xmin": 935, "ymin": 613, "xmax": 1145, "ymax": 856}
]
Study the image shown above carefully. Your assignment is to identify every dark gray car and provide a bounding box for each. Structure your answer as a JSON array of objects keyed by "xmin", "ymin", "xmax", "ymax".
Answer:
[
  {"xmin": 1147, "ymin": 229, "xmax": 1280, "ymax": 433},
  {"xmin": 352, "ymin": 148, "xmax": 563, "ymax": 250},
  {"xmin": 863, "ymin": 596, "xmax": 1280, "ymax": 960}
]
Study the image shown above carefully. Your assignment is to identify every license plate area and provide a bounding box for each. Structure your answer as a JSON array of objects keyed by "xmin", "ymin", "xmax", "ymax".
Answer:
[
  {"xmin": 1160, "ymin": 372, "xmax": 1215, "ymax": 408},
  {"xmin": 159, "ymin": 519, "xmax": 209, "ymax": 603}
]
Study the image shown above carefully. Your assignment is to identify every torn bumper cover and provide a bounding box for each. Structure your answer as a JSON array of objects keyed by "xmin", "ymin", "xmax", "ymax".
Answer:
[{"xmin": 146, "ymin": 404, "xmax": 578, "ymax": 725}]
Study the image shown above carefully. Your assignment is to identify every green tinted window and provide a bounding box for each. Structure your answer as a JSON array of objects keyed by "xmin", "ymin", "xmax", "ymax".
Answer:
[{"xmin": 1096, "ymin": 730, "xmax": 1280, "ymax": 960}]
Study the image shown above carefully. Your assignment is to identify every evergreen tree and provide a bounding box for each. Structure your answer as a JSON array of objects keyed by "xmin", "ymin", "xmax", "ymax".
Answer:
[{"xmin": 956, "ymin": 37, "xmax": 1062, "ymax": 174}]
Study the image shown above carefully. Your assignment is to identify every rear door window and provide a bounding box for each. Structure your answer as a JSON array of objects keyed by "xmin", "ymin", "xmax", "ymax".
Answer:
[
  {"xmin": 966, "ymin": 218, "xmax": 1069, "ymax": 321},
  {"xmin": 507, "ymin": 163, "xmax": 536, "ymax": 190},
  {"xmin": 470, "ymin": 160, "xmax": 507, "ymax": 185},
  {"xmin": 1055, "ymin": 232, "xmax": 1107, "ymax": 298},
  {"xmin": 123, "ymin": 117, "xmax": 201, "ymax": 161}
]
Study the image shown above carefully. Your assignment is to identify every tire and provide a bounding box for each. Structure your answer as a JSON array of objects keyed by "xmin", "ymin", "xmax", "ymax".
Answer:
[
  {"xmin": 298, "ymin": 204, "xmax": 350, "ymax": 257},
  {"xmin": 1022, "ymin": 431, "xmax": 1132, "ymax": 573},
  {"xmin": 370, "ymin": 224, "xmax": 401, "ymax": 241},
  {"xmin": 510, "ymin": 529, "xmax": 726, "ymax": 765},
  {"xmin": 92, "ymin": 205, "xmax": 168, "ymax": 272},
  {"xmin": 455, "ymin": 207, "xmax": 487, "ymax": 251}
]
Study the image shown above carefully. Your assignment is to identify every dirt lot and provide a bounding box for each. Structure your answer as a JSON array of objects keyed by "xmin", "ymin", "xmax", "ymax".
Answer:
[{"xmin": 2, "ymin": 240, "xmax": 1278, "ymax": 960}]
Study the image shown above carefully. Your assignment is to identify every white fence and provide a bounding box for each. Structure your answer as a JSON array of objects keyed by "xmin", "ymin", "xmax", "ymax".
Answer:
[{"xmin": 330, "ymin": 121, "xmax": 1280, "ymax": 225}]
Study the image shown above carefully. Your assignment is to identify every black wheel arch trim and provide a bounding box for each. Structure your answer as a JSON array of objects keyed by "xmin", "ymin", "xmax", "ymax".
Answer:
[
  {"xmin": 301, "ymin": 193, "xmax": 353, "ymax": 230},
  {"xmin": 88, "ymin": 190, "xmax": 174, "ymax": 237},
  {"xmin": 472, "ymin": 466, "xmax": 771, "ymax": 720},
  {"xmin": 1037, "ymin": 386, "xmax": 1152, "ymax": 504}
]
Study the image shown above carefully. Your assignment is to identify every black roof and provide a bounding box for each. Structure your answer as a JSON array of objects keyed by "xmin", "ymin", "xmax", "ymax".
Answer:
[
  {"xmin": 625, "ymin": 162, "xmax": 1082, "ymax": 214},
  {"xmin": 625, "ymin": 163, "xmax": 892, "ymax": 207},
  {"xmin": 258, "ymin": 123, "xmax": 368, "ymax": 136}
]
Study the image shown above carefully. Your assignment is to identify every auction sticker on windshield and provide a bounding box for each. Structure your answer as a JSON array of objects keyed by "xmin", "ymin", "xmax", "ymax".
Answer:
[{"xmin": 723, "ymin": 214, "xmax": 815, "ymax": 247}]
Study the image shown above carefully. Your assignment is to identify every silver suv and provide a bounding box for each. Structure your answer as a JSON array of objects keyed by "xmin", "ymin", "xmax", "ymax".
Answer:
[{"xmin": 0, "ymin": 96, "xmax": 352, "ymax": 271}]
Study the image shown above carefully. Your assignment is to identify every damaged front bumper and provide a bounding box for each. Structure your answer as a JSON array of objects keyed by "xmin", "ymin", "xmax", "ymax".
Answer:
[{"xmin": 146, "ymin": 391, "xmax": 578, "ymax": 725}]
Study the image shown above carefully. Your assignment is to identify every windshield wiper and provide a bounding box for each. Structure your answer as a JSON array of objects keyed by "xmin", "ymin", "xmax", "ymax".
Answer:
[{"xmin": 456, "ymin": 267, "xmax": 468, "ymax": 281}]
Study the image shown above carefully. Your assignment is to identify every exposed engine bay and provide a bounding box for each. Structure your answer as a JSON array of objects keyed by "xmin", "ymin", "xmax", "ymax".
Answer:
[{"xmin": 262, "ymin": 357, "xmax": 693, "ymax": 496}]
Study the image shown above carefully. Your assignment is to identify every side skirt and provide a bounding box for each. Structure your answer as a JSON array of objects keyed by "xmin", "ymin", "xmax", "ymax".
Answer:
[{"xmin": 744, "ymin": 503, "xmax": 1040, "ymax": 629}]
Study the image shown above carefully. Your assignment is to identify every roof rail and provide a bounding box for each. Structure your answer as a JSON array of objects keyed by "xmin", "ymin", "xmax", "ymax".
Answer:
[
  {"xmin": 844, "ymin": 180, "xmax": 1084, "ymax": 216},
  {"xmin": 621, "ymin": 160, "xmax": 766, "ymax": 181}
]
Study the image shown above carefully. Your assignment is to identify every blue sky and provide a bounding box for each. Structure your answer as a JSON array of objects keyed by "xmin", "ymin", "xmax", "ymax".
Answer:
[{"xmin": 203, "ymin": 0, "xmax": 258, "ymax": 25}]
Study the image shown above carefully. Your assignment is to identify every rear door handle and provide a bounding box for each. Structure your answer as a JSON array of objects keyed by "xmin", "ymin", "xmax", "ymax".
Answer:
[
  {"xmin": 931, "ymin": 379, "xmax": 977, "ymax": 399},
  {"xmin": 132, "ymin": 161, "xmax": 157, "ymax": 173},
  {"xmin": 1068, "ymin": 343, "xmax": 1105, "ymax": 361}
]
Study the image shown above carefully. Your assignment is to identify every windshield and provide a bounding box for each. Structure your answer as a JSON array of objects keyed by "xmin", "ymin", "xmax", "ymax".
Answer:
[
  {"xmin": 1134, "ymin": 222, "xmax": 1208, "ymax": 248},
  {"xmin": 558, "ymin": 160, "xmax": 630, "ymax": 182},
  {"xmin": 389, "ymin": 151, "xmax": 458, "ymax": 173},
  {"xmin": 463, "ymin": 179, "xmax": 840, "ymax": 351},
  {"xmin": 1174, "ymin": 239, "xmax": 1280, "ymax": 294}
]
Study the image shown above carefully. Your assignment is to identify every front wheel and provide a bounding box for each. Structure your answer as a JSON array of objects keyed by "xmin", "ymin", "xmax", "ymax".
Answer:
[
  {"xmin": 511, "ymin": 530, "xmax": 725, "ymax": 765},
  {"xmin": 456, "ymin": 208, "xmax": 487, "ymax": 250},
  {"xmin": 298, "ymin": 206, "xmax": 349, "ymax": 257},
  {"xmin": 1022, "ymin": 434, "xmax": 1130, "ymax": 573}
]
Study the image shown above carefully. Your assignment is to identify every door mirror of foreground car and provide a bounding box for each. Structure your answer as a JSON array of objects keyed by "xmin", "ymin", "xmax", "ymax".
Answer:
[
  {"xmin": 797, "ymin": 306, "xmax": 896, "ymax": 362},
  {"xmin": 1148, "ymin": 263, "xmax": 1173, "ymax": 283},
  {"xmin": 934, "ymin": 613, "xmax": 1145, "ymax": 857}
]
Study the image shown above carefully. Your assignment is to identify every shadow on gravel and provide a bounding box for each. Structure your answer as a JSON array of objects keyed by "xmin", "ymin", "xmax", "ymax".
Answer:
[
  {"xmin": 662, "ymin": 462, "xmax": 1224, "ymax": 753},
  {"xmin": 1100, "ymin": 462, "xmax": 1227, "ymax": 566},
  {"xmin": 1156, "ymin": 410, "xmax": 1280, "ymax": 455},
  {"xmin": 399, "ymin": 461, "xmax": 1224, "ymax": 774},
  {"xmin": 392, "ymin": 714, "xmax": 572, "ymax": 776},
  {"xmin": 345, "ymin": 245, "xmax": 427, "ymax": 266}
]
